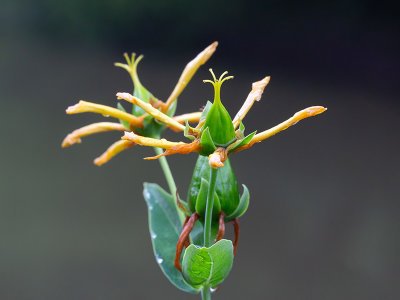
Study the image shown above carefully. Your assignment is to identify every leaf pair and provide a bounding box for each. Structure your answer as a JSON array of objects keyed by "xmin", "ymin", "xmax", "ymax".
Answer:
[
  {"xmin": 182, "ymin": 239, "xmax": 234, "ymax": 289},
  {"xmin": 143, "ymin": 183, "xmax": 234, "ymax": 293}
]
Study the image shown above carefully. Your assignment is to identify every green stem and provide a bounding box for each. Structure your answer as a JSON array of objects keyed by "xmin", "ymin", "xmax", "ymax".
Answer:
[
  {"xmin": 201, "ymin": 168, "xmax": 217, "ymax": 299},
  {"xmin": 201, "ymin": 286, "xmax": 211, "ymax": 300},
  {"xmin": 153, "ymin": 147, "xmax": 176, "ymax": 196},
  {"xmin": 204, "ymin": 167, "xmax": 218, "ymax": 247},
  {"xmin": 153, "ymin": 147, "xmax": 185, "ymax": 223}
]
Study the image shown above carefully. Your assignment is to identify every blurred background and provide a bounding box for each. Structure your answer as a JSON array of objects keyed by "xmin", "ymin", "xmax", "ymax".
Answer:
[{"xmin": 0, "ymin": 0, "xmax": 399, "ymax": 299}]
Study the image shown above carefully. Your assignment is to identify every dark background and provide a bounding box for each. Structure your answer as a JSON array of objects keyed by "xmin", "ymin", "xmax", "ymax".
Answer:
[{"xmin": 1, "ymin": 1, "xmax": 399, "ymax": 299}]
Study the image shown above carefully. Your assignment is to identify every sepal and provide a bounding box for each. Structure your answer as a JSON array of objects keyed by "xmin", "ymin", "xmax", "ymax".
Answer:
[
  {"xmin": 227, "ymin": 131, "xmax": 257, "ymax": 154},
  {"xmin": 238, "ymin": 120, "xmax": 246, "ymax": 138},
  {"xmin": 225, "ymin": 184, "xmax": 250, "ymax": 221},
  {"xmin": 199, "ymin": 127, "xmax": 217, "ymax": 156},
  {"xmin": 200, "ymin": 101, "xmax": 213, "ymax": 122},
  {"xmin": 184, "ymin": 120, "xmax": 196, "ymax": 141}
]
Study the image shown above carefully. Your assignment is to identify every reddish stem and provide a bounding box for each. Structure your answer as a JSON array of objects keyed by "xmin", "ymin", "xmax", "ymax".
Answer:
[
  {"xmin": 174, "ymin": 213, "xmax": 199, "ymax": 271},
  {"xmin": 231, "ymin": 218, "xmax": 240, "ymax": 255}
]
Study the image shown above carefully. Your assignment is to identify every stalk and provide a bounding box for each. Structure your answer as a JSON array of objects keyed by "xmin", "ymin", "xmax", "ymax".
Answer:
[
  {"xmin": 201, "ymin": 167, "xmax": 218, "ymax": 299},
  {"xmin": 204, "ymin": 167, "xmax": 218, "ymax": 247},
  {"xmin": 153, "ymin": 147, "xmax": 176, "ymax": 196},
  {"xmin": 153, "ymin": 147, "xmax": 185, "ymax": 223},
  {"xmin": 201, "ymin": 286, "xmax": 211, "ymax": 300}
]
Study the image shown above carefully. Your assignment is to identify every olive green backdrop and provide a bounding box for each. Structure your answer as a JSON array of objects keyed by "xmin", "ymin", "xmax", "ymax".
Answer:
[{"xmin": 1, "ymin": 1, "xmax": 399, "ymax": 299}]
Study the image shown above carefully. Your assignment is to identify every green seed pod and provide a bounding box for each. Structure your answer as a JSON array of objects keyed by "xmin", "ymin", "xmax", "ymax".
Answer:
[
  {"xmin": 187, "ymin": 155, "xmax": 240, "ymax": 218},
  {"xmin": 116, "ymin": 53, "xmax": 177, "ymax": 138},
  {"xmin": 201, "ymin": 70, "xmax": 236, "ymax": 149}
]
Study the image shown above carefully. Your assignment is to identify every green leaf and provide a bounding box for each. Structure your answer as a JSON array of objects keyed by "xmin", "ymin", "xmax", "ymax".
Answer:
[
  {"xmin": 143, "ymin": 183, "xmax": 200, "ymax": 294},
  {"xmin": 199, "ymin": 127, "xmax": 217, "ymax": 156},
  {"xmin": 116, "ymin": 103, "xmax": 131, "ymax": 130},
  {"xmin": 227, "ymin": 130, "xmax": 257, "ymax": 153},
  {"xmin": 182, "ymin": 239, "xmax": 234, "ymax": 288},
  {"xmin": 225, "ymin": 184, "xmax": 250, "ymax": 221}
]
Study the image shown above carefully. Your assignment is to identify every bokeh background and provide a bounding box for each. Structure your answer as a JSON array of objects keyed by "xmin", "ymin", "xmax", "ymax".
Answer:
[{"xmin": 1, "ymin": 1, "xmax": 399, "ymax": 299}]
